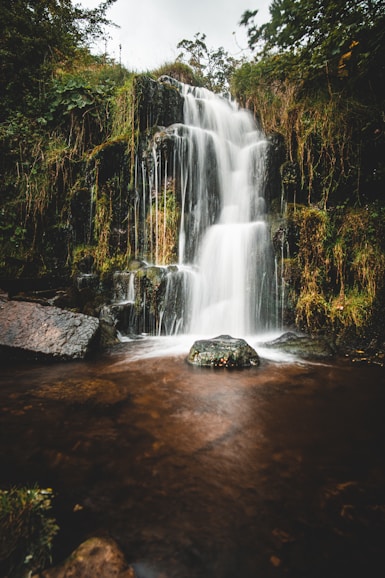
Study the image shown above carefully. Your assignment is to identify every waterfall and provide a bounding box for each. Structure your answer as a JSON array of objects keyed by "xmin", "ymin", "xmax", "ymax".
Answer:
[
  {"xmin": 171, "ymin": 81, "xmax": 276, "ymax": 336},
  {"xmin": 113, "ymin": 78, "xmax": 278, "ymax": 339}
]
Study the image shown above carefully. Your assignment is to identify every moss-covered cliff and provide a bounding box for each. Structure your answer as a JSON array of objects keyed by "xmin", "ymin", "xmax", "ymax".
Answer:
[
  {"xmin": 0, "ymin": 67, "xmax": 184, "ymax": 283},
  {"xmin": 274, "ymin": 205, "xmax": 385, "ymax": 348}
]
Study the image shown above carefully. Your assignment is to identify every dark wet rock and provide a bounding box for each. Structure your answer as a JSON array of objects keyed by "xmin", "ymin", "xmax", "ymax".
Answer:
[
  {"xmin": 34, "ymin": 537, "xmax": 136, "ymax": 578},
  {"xmin": 0, "ymin": 276, "xmax": 70, "ymax": 299},
  {"xmin": 136, "ymin": 75, "xmax": 184, "ymax": 130},
  {"xmin": 98, "ymin": 304, "xmax": 120, "ymax": 347},
  {"xmin": 0, "ymin": 296, "xmax": 100, "ymax": 361},
  {"xmin": 75, "ymin": 273, "xmax": 100, "ymax": 291},
  {"xmin": 263, "ymin": 331, "xmax": 336, "ymax": 359},
  {"xmin": 48, "ymin": 286, "xmax": 86, "ymax": 310},
  {"xmin": 187, "ymin": 334, "xmax": 260, "ymax": 367}
]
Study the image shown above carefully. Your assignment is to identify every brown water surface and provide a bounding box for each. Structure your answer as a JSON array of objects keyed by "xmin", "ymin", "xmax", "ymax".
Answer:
[{"xmin": 1, "ymin": 340, "xmax": 385, "ymax": 577}]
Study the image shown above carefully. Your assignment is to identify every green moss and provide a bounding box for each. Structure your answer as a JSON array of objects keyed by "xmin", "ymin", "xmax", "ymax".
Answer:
[
  {"xmin": 295, "ymin": 289, "xmax": 329, "ymax": 331},
  {"xmin": 282, "ymin": 204, "xmax": 385, "ymax": 337},
  {"xmin": 71, "ymin": 245, "xmax": 96, "ymax": 273},
  {"xmin": 330, "ymin": 289, "xmax": 372, "ymax": 335}
]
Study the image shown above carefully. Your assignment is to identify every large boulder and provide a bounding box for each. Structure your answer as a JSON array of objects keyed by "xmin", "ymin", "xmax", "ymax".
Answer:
[
  {"xmin": 187, "ymin": 334, "xmax": 260, "ymax": 368},
  {"xmin": 0, "ymin": 297, "xmax": 99, "ymax": 361}
]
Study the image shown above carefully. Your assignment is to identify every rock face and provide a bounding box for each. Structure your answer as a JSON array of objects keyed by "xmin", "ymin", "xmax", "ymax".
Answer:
[
  {"xmin": 187, "ymin": 335, "xmax": 260, "ymax": 367},
  {"xmin": 35, "ymin": 537, "xmax": 136, "ymax": 578},
  {"xmin": 0, "ymin": 297, "xmax": 99, "ymax": 361}
]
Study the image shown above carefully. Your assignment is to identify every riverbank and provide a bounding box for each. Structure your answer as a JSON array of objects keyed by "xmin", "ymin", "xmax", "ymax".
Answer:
[{"xmin": 1, "ymin": 283, "xmax": 385, "ymax": 368}]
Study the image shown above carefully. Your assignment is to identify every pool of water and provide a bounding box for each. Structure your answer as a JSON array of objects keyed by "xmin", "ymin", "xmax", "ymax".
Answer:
[{"xmin": 1, "ymin": 339, "xmax": 384, "ymax": 577}]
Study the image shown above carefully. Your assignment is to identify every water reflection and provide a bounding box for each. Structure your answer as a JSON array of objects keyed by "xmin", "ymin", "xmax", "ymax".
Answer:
[{"xmin": 0, "ymin": 343, "xmax": 384, "ymax": 577}]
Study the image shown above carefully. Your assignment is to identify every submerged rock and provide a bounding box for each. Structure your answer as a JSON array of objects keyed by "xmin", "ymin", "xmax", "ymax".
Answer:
[
  {"xmin": 263, "ymin": 331, "xmax": 336, "ymax": 359},
  {"xmin": 187, "ymin": 334, "xmax": 260, "ymax": 367},
  {"xmin": 0, "ymin": 297, "xmax": 99, "ymax": 361}
]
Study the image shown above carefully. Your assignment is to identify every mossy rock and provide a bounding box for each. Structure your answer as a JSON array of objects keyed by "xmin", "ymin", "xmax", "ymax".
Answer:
[
  {"xmin": 263, "ymin": 331, "xmax": 336, "ymax": 359},
  {"xmin": 187, "ymin": 335, "xmax": 260, "ymax": 368}
]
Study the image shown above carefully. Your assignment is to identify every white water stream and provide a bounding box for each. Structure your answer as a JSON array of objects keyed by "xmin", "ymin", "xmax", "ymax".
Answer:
[
  {"xmin": 114, "ymin": 79, "xmax": 278, "ymax": 339},
  {"xmin": 173, "ymin": 82, "xmax": 275, "ymax": 336}
]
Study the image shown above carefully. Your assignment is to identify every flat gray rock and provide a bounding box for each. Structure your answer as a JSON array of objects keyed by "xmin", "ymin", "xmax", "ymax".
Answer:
[{"xmin": 0, "ymin": 297, "xmax": 99, "ymax": 360}]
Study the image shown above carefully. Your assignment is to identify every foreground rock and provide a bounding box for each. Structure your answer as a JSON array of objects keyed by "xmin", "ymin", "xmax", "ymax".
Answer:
[
  {"xmin": 263, "ymin": 331, "xmax": 336, "ymax": 359},
  {"xmin": 34, "ymin": 537, "xmax": 136, "ymax": 578},
  {"xmin": 0, "ymin": 297, "xmax": 99, "ymax": 361},
  {"xmin": 187, "ymin": 334, "xmax": 260, "ymax": 367}
]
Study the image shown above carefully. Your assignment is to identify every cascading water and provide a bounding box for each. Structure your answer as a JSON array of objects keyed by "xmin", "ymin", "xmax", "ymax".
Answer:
[
  {"xmin": 113, "ymin": 78, "xmax": 278, "ymax": 339},
  {"xmin": 171, "ymin": 81, "xmax": 276, "ymax": 336}
]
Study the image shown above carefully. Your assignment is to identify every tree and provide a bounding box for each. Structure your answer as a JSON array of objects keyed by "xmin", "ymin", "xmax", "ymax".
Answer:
[
  {"xmin": 177, "ymin": 33, "xmax": 239, "ymax": 93},
  {"xmin": 240, "ymin": 0, "xmax": 385, "ymax": 85},
  {"xmin": 0, "ymin": 0, "xmax": 117, "ymax": 120},
  {"xmin": 233, "ymin": 0, "xmax": 385, "ymax": 207}
]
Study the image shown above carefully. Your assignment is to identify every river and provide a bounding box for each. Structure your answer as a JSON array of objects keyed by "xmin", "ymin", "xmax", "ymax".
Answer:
[{"xmin": 1, "ymin": 338, "xmax": 384, "ymax": 577}]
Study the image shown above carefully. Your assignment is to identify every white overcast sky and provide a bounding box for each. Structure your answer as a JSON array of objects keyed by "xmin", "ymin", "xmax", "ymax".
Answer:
[{"xmin": 78, "ymin": 0, "xmax": 271, "ymax": 71}]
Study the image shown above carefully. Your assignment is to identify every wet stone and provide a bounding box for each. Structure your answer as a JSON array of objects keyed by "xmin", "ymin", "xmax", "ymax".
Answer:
[
  {"xmin": 34, "ymin": 537, "xmax": 136, "ymax": 578},
  {"xmin": 0, "ymin": 297, "xmax": 99, "ymax": 361},
  {"xmin": 187, "ymin": 334, "xmax": 260, "ymax": 368},
  {"xmin": 262, "ymin": 331, "xmax": 336, "ymax": 360}
]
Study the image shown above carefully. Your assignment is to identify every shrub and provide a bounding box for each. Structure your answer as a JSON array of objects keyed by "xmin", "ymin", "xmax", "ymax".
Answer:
[{"xmin": 0, "ymin": 486, "xmax": 59, "ymax": 578}]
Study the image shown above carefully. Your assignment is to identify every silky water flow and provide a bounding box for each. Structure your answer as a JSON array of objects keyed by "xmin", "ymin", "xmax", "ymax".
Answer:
[
  {"xmin": 123, "ymin": 79, "xmax": 278, "ymax": 339},
  {"xmin": 180, "ymin": 84, "xmax": 274, "ymax": 336}
]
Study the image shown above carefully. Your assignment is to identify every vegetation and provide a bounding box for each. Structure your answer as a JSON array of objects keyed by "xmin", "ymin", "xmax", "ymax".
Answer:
[
  {"xmin": 176, "ymin": 33, "xmax": 240, "ymax": 93},
  {"xmin": 152, "ymin": 60, "xmax": 204, "ymax": 87},
  {"xmin": 240, "ymin": 0, "xmax": 385, "ymax": 86},
  {"xmin": 283, "ymin": 205, "xmax": 385, "ymax": 341},
  {"xmin": 148, "ymin": 180, "xmax": 180, "ymax": 265},
  {"xmin": 0, "ymin": 0, "xmax": 118, "ymax": 122},
  {"xmin": 0, "ymin": 0, "xmax": 134, "ymax": 280},
  {"xmin": 0, "ymin": 486, "xmax": 59, "ymax": 577},
  {"xmin": 232, "ymin": 0, "xmax": 385, "ymax": 341},
  {"xmin": 233, "ymin": 0, "xmax": 385, "ymax": 206}
]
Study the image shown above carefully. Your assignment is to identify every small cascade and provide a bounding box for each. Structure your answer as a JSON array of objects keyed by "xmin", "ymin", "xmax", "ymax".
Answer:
[
  {"xmin": 157, "ymin": 265, "xmax": 197, "ymax": 335},
  {"xmin": 113, "ymin": 271, "xmax": 135, "ymax": 303}
]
